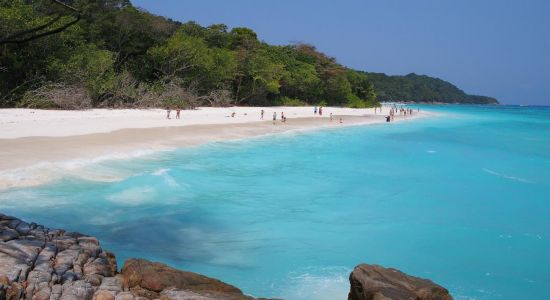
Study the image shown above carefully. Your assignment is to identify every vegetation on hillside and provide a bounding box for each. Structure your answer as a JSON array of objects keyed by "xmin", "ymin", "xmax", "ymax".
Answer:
[
  {"xmin": 366, "ymin": 72, "xmax": 498, "ymax": 104},
  {"xmin": 0, "ymin": 0, "xmax": 497, "ymax": 109}
]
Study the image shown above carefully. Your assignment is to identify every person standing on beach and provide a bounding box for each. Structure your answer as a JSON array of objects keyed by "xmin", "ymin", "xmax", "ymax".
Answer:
[
  {"xmin": 261, "ymin": 109, "xmax": 264, "ymax": 120},
  {"xmin": 273, "ymin": 112, "xmax": 277, "ymax": 124},
  {"xmin": 281, "ymin": 112, "xmax": 285, "ymax": 123},
  {"xmin": 314, "ymin": 106, "xmax": 318, "ymax": 115},
  {"xmin": 319, "ymin": 107, "xmax": 323, "ymax": 116},
  {"xmin": 176, "ymin": 107, "xmax": 181, "ymax": 119},
  {"xmin": 330, "ymin": 113, "xmax": 333, "ymax": 122},
  {"xmin": 166, "ymin": 107, "xmax": 171, "ymax": 119}
]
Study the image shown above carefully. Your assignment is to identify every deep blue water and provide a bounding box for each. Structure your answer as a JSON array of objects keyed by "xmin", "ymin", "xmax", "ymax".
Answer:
[{"xmin": 1, "ymin": 105, "xmax": 549, "ymax": 299}]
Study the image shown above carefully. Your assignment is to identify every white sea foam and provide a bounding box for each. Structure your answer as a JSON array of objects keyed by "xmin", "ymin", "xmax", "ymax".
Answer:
[
  {"xmin": 152, "ymin": 168, "xmax": 170, "ymax": 176},
  {"xmin": 88, "ymin": 211, "xmax": 124, "ymax": 226},
  {"xmin": 482, "ymin": 168, "xmax": 535, "ymax": 183},
  {"xmin": 151, "ymin": 168, "xmax": 184, "ymax": 188},
  {"xmin": 0, "ymin": 148, "xmax": 171, "ymax": 190},
  {"xmin": 106, "ymin": 186, "xmax": 156, "ymax": 206},
  {"xmin": 281, "ymin": 267, "xmax": 350, "ymax": 300},
  {"xmin": 0, "ymin": 189, "xmax": 70, "ymax": 209},
  {"xmin": 523, "ymin": 233, "xmax": 543, "ymax": 240}
]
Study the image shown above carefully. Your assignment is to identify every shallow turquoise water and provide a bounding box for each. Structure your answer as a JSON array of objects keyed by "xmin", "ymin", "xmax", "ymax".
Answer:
[{"xmin": 1, "ymin": 105, "xmax": 550, "ymax": 299}]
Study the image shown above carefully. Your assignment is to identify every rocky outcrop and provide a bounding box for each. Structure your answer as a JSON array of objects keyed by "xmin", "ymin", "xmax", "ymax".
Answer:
[
  {"xmin": 348, "ymin": 264, "xmax": 453, "ymax": 300},
  {"xmin": 121, "ymin": 259, "xmax": 252, "ymax": 300},
  {"xmin": 0, "ymin": 214, "xmax": 254, "ymax": 300},
  {"xmin": 2, "ymin": 213, "xmax": 454, "ymax": 300}
]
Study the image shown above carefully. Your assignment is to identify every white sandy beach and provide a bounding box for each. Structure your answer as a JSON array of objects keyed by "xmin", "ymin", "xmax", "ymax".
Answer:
[
  {"xmin": 0, "ymin": 106, "xmax": 429, "ymax": 189},
  {"xmin": 0, "ymin": 106, "xmax": 400, "ymax": 139}
]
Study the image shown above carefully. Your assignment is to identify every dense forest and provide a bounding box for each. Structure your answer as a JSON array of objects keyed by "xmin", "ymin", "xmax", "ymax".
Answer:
[
  {"xmin": 0, "ymin": 0, "xmax": 497, "ymax": 109},
  {"xmin": 366, "ymin": 72, "xmax": 498, "ymax": 104}
]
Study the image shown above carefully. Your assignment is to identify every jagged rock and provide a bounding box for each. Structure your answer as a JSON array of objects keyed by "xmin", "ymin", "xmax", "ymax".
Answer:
[
  {"xmin": 160, "ymin": 287, "xmax": 215, "ymax": 300},
  {"xmin": 93, "ymin": 290, "xmax": 116, "ymax": 300},
  {"xmin": 121, "ymin": 259, "xmax": 252, "ymax": 300},
  {"xmin": 54, "ymin": 248, "xmax": 80, "ymax": 277},
  {"xmin": 0, "ymin": 275, "xmax": 9, "ymax": 299},
  {"xmin": 105, "ymin": 252, "xmax": 118, "ymax": 276},
  {"xmin": 51, "ymin": 284, "xmax": 63, "ymax": 300},
  {"xmin": 60, "ymin": 271, "xmax": 79, "ymax": 284},
  {"xmin": 84, "ymin": 257, "xmax": 114, "ymax": 277},
  {"xmin": 78, "ymin": 237, "xmax": 101, "ymax": 258},
  {"xmin": 127, "ymin": 286, "xmax": 159, "ymax": 299},
  {"xmin": 5, "ymin": 282, "xmax": 23, "ymax": 300},
  {"xmin": 61, "ymin": 280, "xmax": 94, "ymax": 300},
  {"xmin": 0, "ymin": 251, "xmax": 26, "ymax": 282},
  {"xmin": 0, "ymin": 227, "xmax": 18, "ymax": 241},
  {"xmin": 51, "ymin": 235, "xmax": 76, "ymax": 252},
  {"xmin": 32, "ymin": 287, "xmax": 51, "ymax": 300},
  {"xmin": 115, "ymin": 291, "xmax": 135, "ymax": 300},
  {"xmin": 99, "ymin": 277, "xmax": 124, "ymax": 293},
  {"xmin": 348, "ymin": 264, "xmax": 453, "ymax": 300},
  {"xmin": 85, "ymin": 274, "xmax": 104, "ymax": 287},
  {"xmin": 15, "ymin": 221, "xmax": 31, "ymax": 235}
]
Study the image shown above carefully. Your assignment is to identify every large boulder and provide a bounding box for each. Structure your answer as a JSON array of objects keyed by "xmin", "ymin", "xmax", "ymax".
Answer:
[
  {"xmin": 121, "ymin": 259, "xmax": 253, "ymax": 300},
  {"xmin": 348, "ymin": 264, "xmax": 453, "ymax": 300}
]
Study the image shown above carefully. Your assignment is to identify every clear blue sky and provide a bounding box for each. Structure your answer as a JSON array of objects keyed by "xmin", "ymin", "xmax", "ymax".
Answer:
[{"xmin": 132, "ymin": 0, "xmax": 550, "ymax": 105}]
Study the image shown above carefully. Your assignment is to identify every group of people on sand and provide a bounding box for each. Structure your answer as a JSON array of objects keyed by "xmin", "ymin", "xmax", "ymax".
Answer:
[
  {"xmin": 164, "ymin": 106, "xmax": 353, "ymax": 125},
  {"xmin": 260, "ymin": 107, "xmax": 343, "ymax": 125},
  {"xmin": 386, "ymin": 106, "xmax": 418, "ymax": 122},
  {"xmin": 314, "ymin": 106, "xmax": 324, "ymax": 116},
  {"xmin": 166, "ymin": 107, "xmax": 182, "ymax": 119},
  {"xmin": 165, "ymin": 105, "xmax": 416, "ymax": 126},
  {"xmin": 269, "ymin": 110, "xmax": 287, "ymax": 124},
  {"xmin": 317, "ymin": 106, "xmax": 342, "ymax": 123}
]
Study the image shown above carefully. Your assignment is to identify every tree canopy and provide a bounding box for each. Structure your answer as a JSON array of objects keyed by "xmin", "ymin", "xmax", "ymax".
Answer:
[
  {"xmin": 366, "ymin": 72, "xmax": 498, "ymax": 104},
  {"xmin": 0, "ymin": 0, "xmax": 497, "ymax": 109}
]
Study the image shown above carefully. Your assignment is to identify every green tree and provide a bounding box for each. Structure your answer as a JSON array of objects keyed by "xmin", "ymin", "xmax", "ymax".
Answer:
[
  {"xmin": 233, "ymin": 48, "xmax": 284, "ymax": 104},
  {"xmin": 147, "ymin": 29, "xmax": 211, "ymax": 80}
]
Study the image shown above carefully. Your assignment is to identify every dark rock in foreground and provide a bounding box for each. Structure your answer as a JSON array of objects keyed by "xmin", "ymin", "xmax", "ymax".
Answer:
[
  {"xmin": 1, "ymin": 213, "xmax": 453, "ymax": 300},
  {"xmin": 348, "ymin": 264, "xmax": 453, "ymax": 300},
  {"xmin": 0, "ymin": 213, "xmax": 253, "ymax": 300},
  {"xmin": 121, "ymin": 259, "xmax": 252, "ymax": 300}
]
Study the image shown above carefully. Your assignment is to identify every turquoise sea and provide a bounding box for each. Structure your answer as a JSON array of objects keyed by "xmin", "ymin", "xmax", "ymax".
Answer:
[{"xmin": 1, "ymin": 105, "xmax": 549, "ymax": 299}]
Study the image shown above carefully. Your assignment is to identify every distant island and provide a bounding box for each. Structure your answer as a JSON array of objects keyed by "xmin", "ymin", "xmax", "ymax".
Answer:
[
  {"xmin": 366, "ymin": 72, "xmax": 498, "ymax": 104},
  {"xmin": 0, "ymin": 0, "xmax": 497, "ymax": 109}
]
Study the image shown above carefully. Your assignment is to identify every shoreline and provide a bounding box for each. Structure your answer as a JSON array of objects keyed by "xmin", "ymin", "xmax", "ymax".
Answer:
[{"xmin": 0, "ymin": 107, "xmax": 432, "ymax": 190}]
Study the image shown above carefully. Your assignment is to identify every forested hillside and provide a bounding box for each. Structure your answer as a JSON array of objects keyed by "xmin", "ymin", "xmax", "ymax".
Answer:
[
  {"xmin": 0, "ymin": 0, "xmax": 496, "ymax": 109},
  {"xmin": 366, "ymin": 72, "xmax": 498, "ymax": 104}
]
